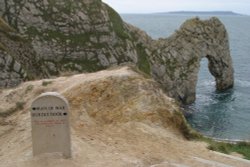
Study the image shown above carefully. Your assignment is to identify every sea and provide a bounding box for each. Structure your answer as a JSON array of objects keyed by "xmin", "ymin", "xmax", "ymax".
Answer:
[{"xmin": 121, "ymin": 14, "xmax": 250, "ymax": 141}]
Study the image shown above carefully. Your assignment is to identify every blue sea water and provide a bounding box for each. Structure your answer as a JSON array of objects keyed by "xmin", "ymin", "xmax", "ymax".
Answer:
[{"xmin": 121, "ymin": 14, "xmax": 250, "ymax": 140}]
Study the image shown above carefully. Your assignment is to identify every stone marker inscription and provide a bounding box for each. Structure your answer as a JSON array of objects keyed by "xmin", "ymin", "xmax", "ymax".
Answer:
[{"xmin": 31, "ymin": 92, "xmax": 71, "ymax": 158}]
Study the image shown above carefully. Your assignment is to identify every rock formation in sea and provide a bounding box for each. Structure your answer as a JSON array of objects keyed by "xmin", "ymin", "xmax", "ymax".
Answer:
[
  {"xmin": 150, "ymin": 17, "xmax": 234, "ymax": 104},
  {"xmin": 0, "ymin": 0, "xmax": 234, "ymax": 104}
]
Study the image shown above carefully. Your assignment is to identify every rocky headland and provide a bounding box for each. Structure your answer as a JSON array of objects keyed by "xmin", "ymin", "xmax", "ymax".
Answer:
[{"xmin": 0, "ymin": 0, "xmax": 233, "ymax": 104}]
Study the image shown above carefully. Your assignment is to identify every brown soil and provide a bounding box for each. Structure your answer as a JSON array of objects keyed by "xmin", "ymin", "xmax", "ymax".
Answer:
[{"xmin": 0, "ymin": 66, "xmax": 249, "ymax": 167}]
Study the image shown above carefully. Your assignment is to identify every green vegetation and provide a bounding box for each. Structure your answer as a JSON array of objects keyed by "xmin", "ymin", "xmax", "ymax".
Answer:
[
  {"xmin": 106, "ymin": 5, "xmax": 129, "ymax": 39},
  {"xmin": 174, "ymin": 110, "xmax": 203, "ymax": 140},
  {"xmin": 26, "ymin": 26, "xmax": 40, "ymax": 37},
  {"xmin": 164, "ymin": 58, "xmax": 178, "ymax": 80},
  {"xmin": 26, "ymin": 26, "xmax": 91, "ymax": 46},
  {"xmin": 180, "ymin": 72, "xmax": 188, "ymax": 79},
  {"xmin": 184, "ymin": 130, "xmax": 250, "ymax": 160},
  {"xmin": 5, "ymin": 33, "xmax": 24, "ymax": 42},
  {"xmin": 128, "ymin": 65, "xmax": 151, "ymax": 79},
  {"xmin": 207, "ymin": 140, "xmax": 250, "ymax": 160},
  {"xmin": 0, "ymin": 101, "xmax": 25, "ymax": 118},
  {"xmin": 39, "ymin": 1, "xmax": 78, "ymax": 21},
  {"xmin": 182, "ymin": 126, "xmax": 250, "ymax": 160},
  {"xmin": 0, "ymin": 17, "xmax": 15, "ymax": 33},
  {"xmin": 166, "ymin": 59, "xmax": 178, "ymax": 73},
  {"xmin": 45, "ymin": 30, "xmax": 89, "ymax": 46},
  {"xmin": 136, "ymin": 44, "xmax": 151, "ymax": 75},
  {"xmin": 87, "ymin": 0, "xmax": 102, "ymax": 15},
  {"xmin": 0, "ymin": 17, "xmax": 24, "ymax": 42},
  {"xmin": 0, "ymin": 42, "xmax": 6, "ymax": 51},
  {"xmin": 60, "ymin": 58, "xmax": 102, "ymax": 72},
  {"xmin": 42, "ymin": 80, "xmax": 53, "ymax": 86},
  {"xmin": 25, "ymin": 85, "xmax": 34, "ymax": 93},
  {"xmin": 187, "ymin": 56, "xmax": 198, "ymax": 67},
  {"xmin": 55, "ymin": 2, "xmax": 73, "ymax": 15}
]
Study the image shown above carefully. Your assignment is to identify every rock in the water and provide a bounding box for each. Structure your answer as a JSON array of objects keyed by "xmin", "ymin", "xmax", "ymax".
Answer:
[{"xmin": 150, "ymin": 17, "xmax": 234, "ymax": 104}]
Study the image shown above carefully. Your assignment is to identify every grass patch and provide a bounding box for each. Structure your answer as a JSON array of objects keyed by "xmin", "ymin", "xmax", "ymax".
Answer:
[
  {"xmin": 26, "ymin": 26, "xmax": 40, "ymax": 37},
  {"xmin": 174, "ymin": 110, "xmax": 203, "ymax": 140},
  {"xmin": 182, "ymin": 128, "xmax": 250, "ymax": 160},
  {"xmin": 0, "ymin": 102, "xmax": 25, "ymax": 118},
  {"xmin": 25, "ymin": 85, "xmax": 34, "ymax": 93},
  {"xmin": 106, "ymin": 4, "xmax": 129, "ymax": 39},
  {"xmin": 181, "ymin": 123, "xmax": 250, "ymax": 160},
  {"xmin": 207, "ymin": 140, "xmax": 250, "ymax": 160},
  {"xmin": 131, "ymin": 66, "xmax": 151, "ymax": 79},
  {"xmin": 45, "ymin": 30, "xmax": 90, "ymax": 46},
  {"xmin": 42, "ymin": 80, "xmax": 53, "ymax": 86},
  {"xmin": 26, "ymin": 26, "xmax": 90, "ymax": 46},
  {"xmin": 60, "ymin": 58, "xmax": 102, "ymax": 72},
  {"xmin": 136, "ymin": 44, "xmax": 151, "ymax": 75},
  {"xmin": 183, "ymin": 127, "xmax": 250, "ymax": 160}
]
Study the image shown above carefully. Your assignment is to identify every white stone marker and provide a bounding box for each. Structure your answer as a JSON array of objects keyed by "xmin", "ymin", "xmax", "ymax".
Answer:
[{"xmin": 31, "ymin": 92, "xmax": 71, "ymax": 158}]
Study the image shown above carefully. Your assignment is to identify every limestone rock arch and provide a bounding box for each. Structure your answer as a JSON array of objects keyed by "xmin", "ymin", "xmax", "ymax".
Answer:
[{"xmin": 150, "ymin": 17, "xmax": 234, "ymax": 104}]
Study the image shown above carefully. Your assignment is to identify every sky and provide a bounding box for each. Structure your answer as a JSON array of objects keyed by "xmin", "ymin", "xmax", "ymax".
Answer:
[{"xmin": 102, "ymin": 0, "xmax": 250, "ymax": 15}]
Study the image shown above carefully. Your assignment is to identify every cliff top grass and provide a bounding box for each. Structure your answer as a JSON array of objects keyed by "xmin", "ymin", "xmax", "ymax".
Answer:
[{"xmin": 203, "ymin": 137, "xmax": 250, "ymax": 160}]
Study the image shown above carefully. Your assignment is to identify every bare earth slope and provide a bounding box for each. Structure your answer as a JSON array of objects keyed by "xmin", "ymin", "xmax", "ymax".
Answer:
[{"xmin": 0, "ymin": 67, "xmax": 249, "ymax": 167}]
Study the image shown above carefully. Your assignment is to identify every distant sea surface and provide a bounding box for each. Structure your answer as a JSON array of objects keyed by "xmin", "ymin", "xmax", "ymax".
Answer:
[{"xmin": 121, "ymin": 14, "xmax": 250, "ymax": 140}]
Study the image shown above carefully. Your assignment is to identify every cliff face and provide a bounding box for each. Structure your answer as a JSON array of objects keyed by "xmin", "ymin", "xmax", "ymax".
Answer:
[
  {"xmin": 0, "ymin": 17, "xmax": 45, "ymax": 87},
  {"xmin": 0, "ymin": 0, "xmax": 234, "ymax": 104},
  {"xmin": 0, "ymin": 0, "xmax": 140, "ymax": 74}
]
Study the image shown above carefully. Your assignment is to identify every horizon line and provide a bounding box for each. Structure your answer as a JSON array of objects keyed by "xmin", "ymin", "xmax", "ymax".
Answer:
[{"xmin": 119, "ymin": 10, "xmax": 249, "ymax": 16}]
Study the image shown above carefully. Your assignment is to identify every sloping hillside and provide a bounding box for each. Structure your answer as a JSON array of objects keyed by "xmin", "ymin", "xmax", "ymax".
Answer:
[{"xmin": 0, "ymin": 66, "xmax": 248, "ymax": 167}]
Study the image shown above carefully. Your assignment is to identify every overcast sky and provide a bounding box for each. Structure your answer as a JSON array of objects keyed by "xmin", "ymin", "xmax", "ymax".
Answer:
[{"xmin": 102, "ymin": 0, "xmax": 250, "ymax": 15}]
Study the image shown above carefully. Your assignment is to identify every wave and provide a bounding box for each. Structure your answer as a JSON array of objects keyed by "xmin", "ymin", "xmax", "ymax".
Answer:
[
  {"xmin": 198, "ymin": 79, "xmax": 250, "ymax": 89},
  {"xmin": 236, "ymin": 80, "xmax": 250, "ymax": 88},
  {"xmin": 196, "ymin": 94, "xmax": 217, "ymax": 104},
  {"xmin": 197, "ymin": 80, "xmax": 215, "ymax": 89}
]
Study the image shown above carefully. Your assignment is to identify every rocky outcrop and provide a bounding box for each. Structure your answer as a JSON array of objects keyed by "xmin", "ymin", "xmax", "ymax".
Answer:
[
  {"xmin": 0, "ymin": 0, "xmax": 139, "ymax": 74},
  {"xmin": 149, "ymin": 17, "xmax": 234, "ymax": 104},
  {"xmin": 0, "ymin": 51, "xmax": 25, "ymax": 87},
  {"xmin": 0, "ymin": 0, "xmax": 234, "ymax": 104},
  {"xmin": 0, "ymin": 17, "xmax": 45, "ymax": 87}
]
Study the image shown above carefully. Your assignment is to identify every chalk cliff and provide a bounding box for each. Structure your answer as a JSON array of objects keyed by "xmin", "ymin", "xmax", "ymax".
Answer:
[{"xmin": 0, "ymin": 0, "xmax": 234, "ymax": 104}]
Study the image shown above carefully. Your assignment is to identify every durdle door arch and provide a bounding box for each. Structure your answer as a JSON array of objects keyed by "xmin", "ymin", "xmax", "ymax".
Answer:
[{"xmin": 150, "ymin": 17, "xmax": 234, "ymax": 104}]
